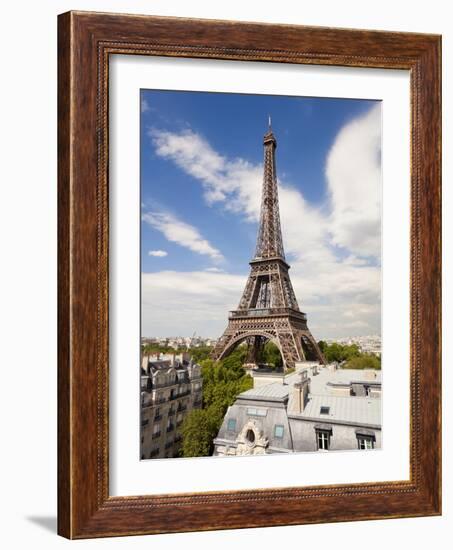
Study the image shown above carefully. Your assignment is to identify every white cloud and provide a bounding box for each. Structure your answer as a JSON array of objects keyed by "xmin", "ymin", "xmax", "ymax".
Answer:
[
  {"xmin": 141, "ymin": 268, "xmax": 380, "ymax": 339},
  {"xmin": 205, "ymin": 267, "xmax": 224, "ymax": 273},
  {"xmin": 141, "ymin": 98, "xmax": 150, "ymax": 113},
  {"xmin": 149, "ymin": 127, "xmax": 262, "ymax": 220},
  {"xmin": 142, "ymin": 210, "xmax": 223, "ymax": 262},
  {"xmin": 326, "ymin": 104, "xmax": 382, "ymax": 258},
  {"xmin": 142, "ymin": 271, "xmax": 245, "ymax": 336},
  {"xmin": 144, "ymin": 107, "xmax": 382, "ymax": 338},
  {"xmin": 148, "ymin": 250, "xmax": 168, "ymax": 257}
]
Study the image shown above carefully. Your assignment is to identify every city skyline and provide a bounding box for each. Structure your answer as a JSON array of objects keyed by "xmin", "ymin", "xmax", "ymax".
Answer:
[{"xmin": 141, "ymin": 90, "xmax": 382, "ymax": 339}]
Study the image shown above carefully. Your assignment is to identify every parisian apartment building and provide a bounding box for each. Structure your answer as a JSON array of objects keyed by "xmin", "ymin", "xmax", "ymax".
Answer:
[
  {"xmin": 140, "ymin": 352, "xmax": 203, "ymax": 459},
  {"xmin": 213, "ymin": 362, "xmax": 382, "ymax": 456}
]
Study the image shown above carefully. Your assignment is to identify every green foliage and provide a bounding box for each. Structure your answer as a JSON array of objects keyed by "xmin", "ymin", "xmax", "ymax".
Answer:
[
  {"xmin": 180, "ymin": 346, "xmax": 253, "ymax": 458},
  {"xmin": 260, "ymin": 341, "xmax": 283, "ymax": 369},
  {"xmin": 344, "ymin": 354, "xmax": 381, "ymax": 370},
  {"xmin": 221, "ymin": 345, "xmax": 248, "ymax": 371},
  {"xmin": 142, "ymin": 344, "xmax": 176, "ymax": 355},
  {"xmin": 188, "ymin": 345, "xmax": 213, "ymax": 363},
  {"xmin": 317, "ymin": 341, "xmax": 381, "ymax": 370},
  {"xmin": 317, "ymin": 341, "xmax": 361, "ymax": 363},
  {"xmin": 318, "ymin": 340, "xmax": 327, "ymax": 353},
  {"xmin": 180, "ymin": 409, "xmax": 216, "ymax": 457},
  {"xmin": 141, "ymin": 344, "xmax": 214, "ymax": 362}
]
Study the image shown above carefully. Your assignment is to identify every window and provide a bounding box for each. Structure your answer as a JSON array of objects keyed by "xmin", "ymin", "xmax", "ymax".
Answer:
[
  {"xmin": 246, "ymin": 429, "xmax": 255, "ymax": 445},
  {"xmin": 320, "ymin": 406, "xmax": 330, "ymax": 415},
  {"xmin": 152, "ymin": 422, "xmax": 161, "ymax": 439},
  {"xmin": 357, "ymin": 434, "xmax": 375, "ymax": 450},
  {"xmin": 274, "ymin": 425, "xmax": 284, "ymax": 438},
  {"xmin": 247, "ymin": 407, "xmax": 267, "ymax": 417},
  {"xmin": 227, "ymin": 418, "xmax": 237, "ymax": 431},
  {"xmin": 316, "ymin": 430, "xmax": 331, "ymax": 450}
]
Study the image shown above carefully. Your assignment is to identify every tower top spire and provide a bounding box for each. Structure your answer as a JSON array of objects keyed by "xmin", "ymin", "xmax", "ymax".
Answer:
[
  {"xmin": 254, "ymin": 127, "xmax": 285, "ymax": 261},
  {"xmin": 268, "ymin": 115, "xmax": 272, "ymax": 130}
]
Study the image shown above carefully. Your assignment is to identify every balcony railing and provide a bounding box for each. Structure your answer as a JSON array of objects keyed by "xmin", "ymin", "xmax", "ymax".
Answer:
[
  {"xmin": 152, "ymin": 431, "xmax": 161, "ymax": 439},
  {"xmin": 166, "ymin": 425, "xmax": 175, "ymax": 433},
  {"xmin": 229, "ymin": 308, "xmax": 307, "ymax": 321}
]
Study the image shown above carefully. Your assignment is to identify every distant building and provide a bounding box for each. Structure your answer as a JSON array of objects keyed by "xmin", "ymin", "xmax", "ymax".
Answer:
[
  {"xmin": 325, "ymin": 335, "xmax": 381, "ymax": 357},
  {"xmin": 213, "ymin": 364, "xmax": 381, "ymax": 456},
  {"xmin": 140, "ymin": 354, "xmax": 203, "ymax": 459}
]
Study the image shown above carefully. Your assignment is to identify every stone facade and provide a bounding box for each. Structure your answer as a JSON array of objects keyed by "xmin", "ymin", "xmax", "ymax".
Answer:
[{"xmin": 140, "ymin": 356, "xmax": 202, "ymax": 459}]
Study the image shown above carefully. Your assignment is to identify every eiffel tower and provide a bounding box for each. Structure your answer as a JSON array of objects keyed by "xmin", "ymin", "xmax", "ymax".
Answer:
[{"xmin": 212, "ymin": 120, "xmax": 325, "ymax": 370}]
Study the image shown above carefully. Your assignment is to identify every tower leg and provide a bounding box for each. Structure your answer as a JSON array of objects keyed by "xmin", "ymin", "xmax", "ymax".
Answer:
[{"xmin": 300, "ymin": 332, "xmax": 326, "ymax": 364}]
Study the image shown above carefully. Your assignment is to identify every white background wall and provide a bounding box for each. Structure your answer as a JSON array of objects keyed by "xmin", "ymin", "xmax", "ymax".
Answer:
[{"xmin": 0, "ymin": 1, "xmax": 450, "ymax": 548}]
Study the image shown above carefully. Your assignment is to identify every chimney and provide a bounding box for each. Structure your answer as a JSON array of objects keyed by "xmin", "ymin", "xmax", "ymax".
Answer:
[
  {"xmin": 288, "ymin": 370, "xmax": 310, "ymax": 413},
  {"xmin": 141, "ymin": 355, "xmax": 149, "ymax": 372}
]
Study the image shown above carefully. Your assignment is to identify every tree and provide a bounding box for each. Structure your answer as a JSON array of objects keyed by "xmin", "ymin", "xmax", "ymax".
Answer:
[
  {"xmin": 180, "ymin": 348, "xmax": 253, "ymax": 457},
  {"xmin": 260, "ymin": 341, "xmax": 283, "ymax": 369},
  {"xmin": 188, "ymin": 345, "xmax": 213, "ymax": 363},
  {"xmin": 318, "ymin": 340, "xmax": 328, "ymax": 353},
  {"xmin": 318, "ymin": 341, "xmax": 361, "ymax": 363},
  {"xmin": 317, "ymin": 341, "xmax": 381, "ymax": 370},
  {"xmin": 344, "ymin": 354, "xmax": 381, "ymax": 370},
  {"xmin": 180, "ymin": 410, "xmax": 214, "ymax": 457}
]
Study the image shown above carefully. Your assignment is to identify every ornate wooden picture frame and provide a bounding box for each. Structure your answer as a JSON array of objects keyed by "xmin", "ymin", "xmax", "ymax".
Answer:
[{"xmin": 58, "ymin": 11, "xmax": 441, "ymax": 539}]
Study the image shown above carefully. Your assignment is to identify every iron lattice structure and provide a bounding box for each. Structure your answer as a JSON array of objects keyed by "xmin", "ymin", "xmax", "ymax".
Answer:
[{"xmin": 212, "ymin": 125, "xmax": 325, "ymax": 370}]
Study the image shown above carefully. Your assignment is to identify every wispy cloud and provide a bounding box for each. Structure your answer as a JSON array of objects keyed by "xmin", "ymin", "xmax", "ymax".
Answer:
[
  {"xmin": 149, "ymin": 127, "xmax": 262, "ymax": 220},
  {"xmin": 142, "ymin": 210, "xmax": 224, "ymax": 262},
  {"xmin": 148, "ymin": 249, "xmax": 168, "ymax": 257},
  {"xmin": 141, "ymin": 98, "xmax": 150, "ymax": 113},
  {"xmin": 144, "ymin": 105, "xmax": 382, "ymax": 338}
]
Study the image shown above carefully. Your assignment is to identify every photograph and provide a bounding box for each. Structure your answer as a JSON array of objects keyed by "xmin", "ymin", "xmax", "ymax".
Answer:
[{"xmin": 139, "ymin": 90, "xmax": 383, "ymax": 460}]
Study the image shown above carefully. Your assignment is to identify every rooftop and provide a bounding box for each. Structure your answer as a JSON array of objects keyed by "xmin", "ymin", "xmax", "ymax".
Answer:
[
  {"xmin": 296, "ymin": 394, "xmax": 381, "ymax": 427},
  {"xmin": 239, "ymin": 365, "xmax": 382, "ymax": 427},
  {"xmin": 297, "ymin": 367, "xmax": 381, "ymax": 396},
  {"xmin": 238, "ymin": 383, "xmax": 289, "ymax": 402}
]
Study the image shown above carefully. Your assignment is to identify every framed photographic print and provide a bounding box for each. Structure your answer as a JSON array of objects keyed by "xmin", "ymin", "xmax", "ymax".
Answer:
[{"xmin": 58, "ymin": 11, "xmax": 441, "ymax": 538}]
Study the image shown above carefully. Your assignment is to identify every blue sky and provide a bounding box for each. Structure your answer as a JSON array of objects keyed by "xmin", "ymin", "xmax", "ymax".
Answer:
[{"xmin": 141, "ymin": 89, "xmax": 382, "ymax": 339}]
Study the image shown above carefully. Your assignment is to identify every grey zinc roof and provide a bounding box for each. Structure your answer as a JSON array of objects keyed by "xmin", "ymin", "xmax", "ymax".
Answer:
[
  {"xmin": 307, "ymin": 368, "xmax": 381, "ymax": 395},
  {"xmin": 297, "ymin": 394, "xmax": 381, "ymax": 427},
  {"xmin": 238, "ymin": 382, "xmax": 289, "ymax": 402}
]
